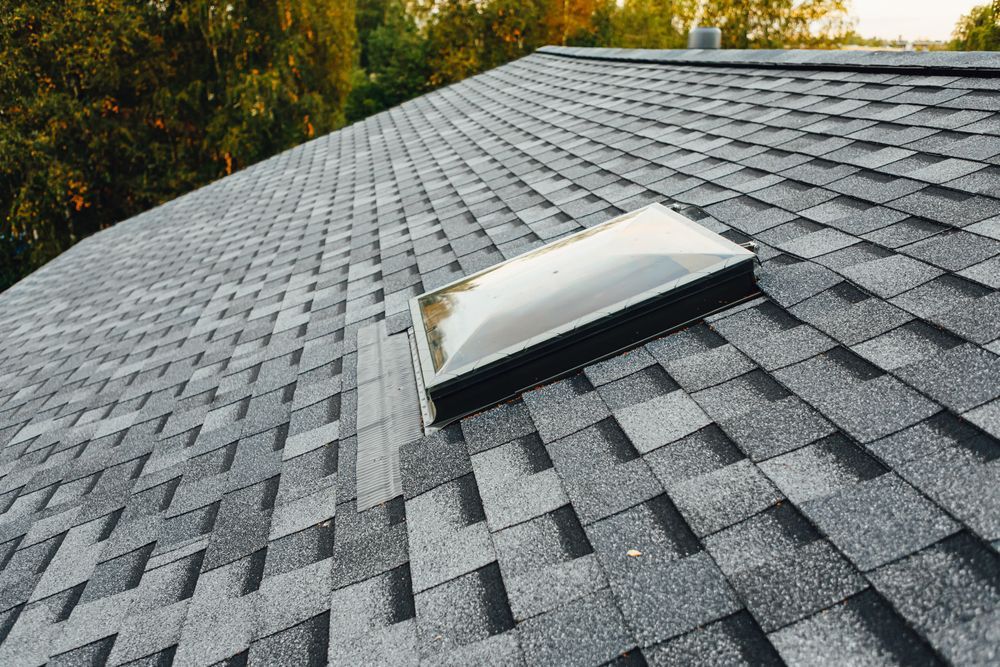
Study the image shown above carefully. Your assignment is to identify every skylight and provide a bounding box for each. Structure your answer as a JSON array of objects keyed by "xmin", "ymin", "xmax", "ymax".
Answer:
[{"xmin": 410, "ymin": 202, "xmax": 758, "ymax": 425}]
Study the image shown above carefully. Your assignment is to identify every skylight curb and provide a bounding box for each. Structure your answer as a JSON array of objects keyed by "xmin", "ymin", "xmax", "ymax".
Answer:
[{"xmin": 409, "ymin": 203, "xmax": 759, "ymax": 425}]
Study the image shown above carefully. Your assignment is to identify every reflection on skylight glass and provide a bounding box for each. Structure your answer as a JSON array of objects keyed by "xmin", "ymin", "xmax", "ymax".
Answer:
[{"xmin": 417, "ymin": 204, "xmax": 750, "ymax": 375}]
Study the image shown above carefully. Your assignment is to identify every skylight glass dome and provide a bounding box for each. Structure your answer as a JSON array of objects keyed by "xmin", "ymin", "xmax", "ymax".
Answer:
[{"xmin": 410, "ymin": 203, "xmax": 758, "ymax": 425}]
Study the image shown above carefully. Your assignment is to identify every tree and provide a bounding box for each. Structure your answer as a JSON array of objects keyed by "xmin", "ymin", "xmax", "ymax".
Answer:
[
  {"xmin": 347, "ymin": 0, "xmax": 431, "ymax": 121},
  {"xmin": 419, "ymin": 1, "xmax": 487, "ymax": 86},
  {"xmin": 483, "ymin": 0, "xmax": 550, "ymax": 68},
  {"xmin": 952, "ymin": 1, "xmax": 1000, "ymax": 50},
  {"xmin": 610, "ymin": 0, "xmax": 697, "ymax": 49},
  {"xmin": 1, "ymin": 2, "xmax": 170, "ymax": 283},
  {"xmin": 356, "ymin": 0, "xmax": 393, "ymax": 69},
  {"xmin": 0, "ymin": 0, "xmax": 355, "ymax": 292},
  {"xmin": 699, "ymin": 0, "xmax": 852, "ymax": 49},
  {"xmin": 584, "ymin": 1, "xmax": 617, "ymax": 47},
  {"xmin": 542, "ymin": 0, "xmax": 610, "ymax": 46}
]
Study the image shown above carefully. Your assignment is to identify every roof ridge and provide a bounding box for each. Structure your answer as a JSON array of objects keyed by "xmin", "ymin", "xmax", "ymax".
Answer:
[{"xmin": 539, "ymin": 45, "xmax": 1000, "ymax": 77}]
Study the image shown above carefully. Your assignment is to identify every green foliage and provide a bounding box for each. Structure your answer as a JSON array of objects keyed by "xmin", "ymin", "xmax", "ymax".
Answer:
[
  {"xmin": 700, "ymin": 0, "xmax": 852, "ymax": 49},
  {"xmin": 1, "ymin": 1, "xmax": 170, "ymax": 281},
  {"xmin": 1, "ymin": 0, "xmax": 355, "ymax": 291},
  {"xmin": 952, "ymin": 1, "xmax": 1000, "ymax": 50},
  {"xmin": 611, "ymin": 0, "xmax": 697, "ymax": 49},
  {"xmin": 420, "ymin": 1, "xmax": 487, "ymax": 86},
  {"xmin": 347, "ymin": 0, "xmax": 430, "ymax": 120},
  {"xmin": 356, "ymin": 0, "xmax": 392, "ymax": 68},
  {"xmin": 482, "ymin": 0, "xmax": 549, "ymax": 69}
]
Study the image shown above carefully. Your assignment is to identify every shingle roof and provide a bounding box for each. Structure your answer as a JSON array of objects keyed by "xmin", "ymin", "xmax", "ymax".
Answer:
[{"xmin": 1, "ymin": 47, "xmax": 1000, "ymax": 665}]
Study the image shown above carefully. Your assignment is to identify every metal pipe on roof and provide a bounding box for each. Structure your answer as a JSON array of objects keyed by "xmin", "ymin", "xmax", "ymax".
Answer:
[{"xmin": 688, "ymin": 26, "xmax": 722, "ymax": 49}]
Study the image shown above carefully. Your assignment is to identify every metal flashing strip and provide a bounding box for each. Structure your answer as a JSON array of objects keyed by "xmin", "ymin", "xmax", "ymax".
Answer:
[
  {"xmin": 408, "ymin": 328, "xmax": 437, "ymax": 436},
  {"xmin": 355, "ymin": 321, "xmax": 424, "ymax": 511}
]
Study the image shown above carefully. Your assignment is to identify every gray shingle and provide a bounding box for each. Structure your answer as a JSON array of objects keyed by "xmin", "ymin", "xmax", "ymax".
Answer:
[
  {"xmin": 328, "ymin": 566, "xmax": 418, "ymax": 667},
  {"xmin": 3, "ymin": 47, "xmax": 1000, "ymax": 665},
  {"xmin": 852, "ymin": 320, "xmax": 962, "ymax": 371},
  {"xmin": 49, "ymin": 637, "xmax": 117, "ymax": 667},
  {"xmin": 869, "ymin": 533, "xmax": 1000, "ymax": 664},
  {"xmin": 400, "ymin": 425, "xmax": 472, "ymax": 499},
  {"xmin": 523, "ymin": 376, "xmax": 610, "ymax": 444},
  {"xmin": 739, "ymin": 324, "xmax": 838, "ymax": 371},
  {"xmin": 928, "ymin": 291, "xmax": 1000, "ymax": 344},
  {"xmin": 263, "ymin": 521, "xmax": 335, "ymax": 580},
  {"xmin": 959, "ymin": 255, "xmax": 1000, "ymax": 288},
  {"xmin": 330, "ymin": 499, "xmax": 408, "ymax": 590},
  {"xmin": 643, "ymin": 425, "xmax": 743, "ymax": 486},
  {"xmin": 459, "ymin": 400, "xmax": 535, "ymax": 455},
  {"xmin": 204, "ymin": 477, "xmax": 277, "ymax": 572},
  {"xmin": 587, "ymin": 496, "xmax": 739, "ymax": 643},
  {"xmin": 614, "ymin": 549, "xmax": 741, "ymax": 646},
  {"xmin": 705, "ymin": 505, "xmax": 865, "ymax": 632},
  {"xmin": 583, "ymin": 347, "xmax": 656, "ymax": 386},
  {"xmin": 471, "ymin": 434, "xmax": 568, "ymax": 531},
  {"xmin": 895, "ymin": 343, "xmax": 1000, "ymax": 412},
  {"xmin": 493, "ymin": 506, "xmax": 604, "ymax": 620},
  {"xmin": 405, "ymin": 475, "xmax": 494, "ymax": 593},
  {"xmin": 414, "ymin": 563, "xmax": 514, "ymax": 660},
  {"xmin": 248, "ymin": 611, "xmax": 329, "ymax": 666},
  {"xmin": 667, "ymin": 459, "xmax": 784, "ymax": 537},
  {"xmin": 661, "ymin": 342, "xmax": 757, "ymax": 392},
  {"xmin": 719, "ymin": 396, "xmax": 837, "ymax": 461},
  {"xmin": 946, "ymin": 164, "xmax": 1000, "ymax": 196},
  {"xmin": 596, "ymin": 365, "xmax": 679, "ymax": 411},
  {"xmin": 768, "ymin": 589, "xmax": 942, "ymax": 667},
  {"xmin": 80, "ymin": 543, "xmax": 154, "ymax": 604},
  {"xmin": 827, "ymin": 170, "xmax": 924, "ymax": 203},
  {"xmin": 779, "ymin": 227, "xmax": 860, "ymax": 258},
  {"xmin": 644, "ymin": 611, "xmax": 781, "ymax": 666},
  {"xmin": 173, "ymin": 555, "xmax": 256, "ymax": 665},
  {"xmin": 902, "ymin": 230, "xmax": 1000, "ymax": 270},
  {"xmin": 760, "ymin": 435, "xmax": 886, "ymax": 503},
  {"xmin": 840, "ymin": 254, "xmax": 944, "ymax": 298},
  {"xmin": 791, "ymin": 283, "xmax": 914, "ymax": 345},
  {"xmin": 269, "ymin": 484, "xmax": 336, "ymax": 541},
  {"xmin": 547, "ymin": 420, "xmax": 661, "ymax": 525},
  {"xmin": 614, "ymin": 390, "xmax": 712, "ymax": 454},
  {"xmin": 516, "ymin": 589, "xmax": 634, "ymax": 667},
  {"xmin": 815, "ymin": 374, "xmax": 941, "ymax": 443},
  {"xmin": 890, "ymin": 186, "xmax": 997, "ymax": 226},
  {"xmin": 966, "ymin": 398, "xmax": 1000, "ymax": 440},
  {"xmin": 824, "ymin": 142, "xmax": 915, "ymax": 169},
  {"xmin": 802, "ymin": 473, "xmax": 959, "ymax": 571},
  {"xmin": 255, "ymin": 556, "xmax": 334, "ymax": 640}
]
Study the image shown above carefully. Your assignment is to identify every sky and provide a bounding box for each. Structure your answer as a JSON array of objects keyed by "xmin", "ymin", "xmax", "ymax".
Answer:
[{"xmin": 851, "ymin": 0, "xmax": 984, "ymax": 42}]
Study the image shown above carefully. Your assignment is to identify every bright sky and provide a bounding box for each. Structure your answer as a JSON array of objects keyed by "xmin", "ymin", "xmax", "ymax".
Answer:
[{"xmin": 851, "ymin": 0, "xmax": 984, "ymax": 42}]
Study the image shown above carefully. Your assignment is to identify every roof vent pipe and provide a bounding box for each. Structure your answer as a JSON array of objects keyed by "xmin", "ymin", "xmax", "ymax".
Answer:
[{"xmin": 688, "ymin": 27, "xmax": 722, "ymax": 49}]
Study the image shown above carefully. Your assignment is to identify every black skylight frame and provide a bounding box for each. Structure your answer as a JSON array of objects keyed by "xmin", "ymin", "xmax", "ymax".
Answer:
[{"xmin": 409, "ymin": 203, "xmax": 759, "ymax": 426}]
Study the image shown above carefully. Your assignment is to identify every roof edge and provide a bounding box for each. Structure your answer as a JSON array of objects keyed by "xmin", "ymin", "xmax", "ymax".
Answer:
[{"xmin": 539, "ymin": 45, "xmax": 1000, "ymax": 77}]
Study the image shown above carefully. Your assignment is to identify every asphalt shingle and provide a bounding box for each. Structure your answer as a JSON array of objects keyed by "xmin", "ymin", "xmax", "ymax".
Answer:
[
  {"xmin": 870, "ymin": 533, "xmax": 1000, "ymax": 663},
  {"xmin": 705, "ymin": 505, "xmax": 866, "ymax": 632},
  {"xmin": 801, "ymin": 473, "xmax": 959, "ymax": 571},
  {"xmin": 1, "ymin": 46, "xmax": 998, "ymax": 666}
]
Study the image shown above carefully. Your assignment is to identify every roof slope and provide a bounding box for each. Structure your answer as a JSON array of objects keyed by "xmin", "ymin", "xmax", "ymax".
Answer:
[{"xmin": 2, "ymin": 47, "xmax": 1000, "ymax": 665}]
